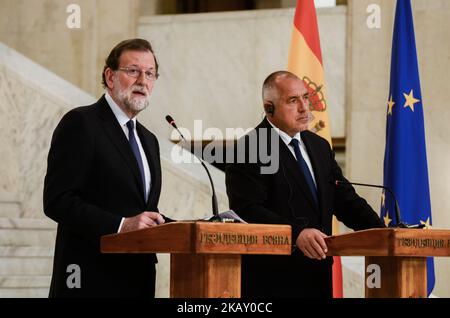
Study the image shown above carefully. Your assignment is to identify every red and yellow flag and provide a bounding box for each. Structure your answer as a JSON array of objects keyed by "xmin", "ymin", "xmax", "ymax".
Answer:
[{"xmin": 287, "ymin": 0, "xmax": 343, "ymax": 298}]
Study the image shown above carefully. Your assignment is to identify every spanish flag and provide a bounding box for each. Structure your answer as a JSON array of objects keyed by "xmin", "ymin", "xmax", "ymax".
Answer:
[{"xmin": 287, "ymin": 0, "xmax": 343, "ymax": 298}]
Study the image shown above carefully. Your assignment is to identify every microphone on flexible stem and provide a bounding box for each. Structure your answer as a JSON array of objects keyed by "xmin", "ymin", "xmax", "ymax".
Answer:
[
  {"xmin": 165, "ymin": 115, "xmax": 220, "ymax": 221},
  {"xmin": 335, "ymin": 180, "xmax": 423, "ymax": 229}
]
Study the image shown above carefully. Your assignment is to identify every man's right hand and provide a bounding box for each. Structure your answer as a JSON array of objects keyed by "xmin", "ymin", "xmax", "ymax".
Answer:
[
  {"xmin": 119, "ymin": 211, "xmax": 165, "ymax": 233},
  {"xmin": 296, "ymin": 228, "xmax": 328, "ymax": 260}
]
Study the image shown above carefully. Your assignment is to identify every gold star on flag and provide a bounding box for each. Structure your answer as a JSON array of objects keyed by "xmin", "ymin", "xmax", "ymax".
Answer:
[
  {"xmin": 403, "ymin": 89, "xmax": 420, "ymax": 112},
  {"xmin": 420, "ymin": 217, "xmax": 432, "ymax": 229},
  {"xmin": 384, "ymin": 212, "xmax": 392, "ymax": 227},
  {"xmin": 387, "ymin": 95, "xmax": 395, "ymax": 115}
]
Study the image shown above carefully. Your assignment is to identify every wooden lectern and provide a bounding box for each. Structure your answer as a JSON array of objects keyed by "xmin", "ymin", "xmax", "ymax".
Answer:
[
  {"xmin": 101, "ymin": 221, "xmax": 291, "ymax": 298},
  {"xmin": 325, "ymin": 228, "xmax": 450, "ymax": 298}
]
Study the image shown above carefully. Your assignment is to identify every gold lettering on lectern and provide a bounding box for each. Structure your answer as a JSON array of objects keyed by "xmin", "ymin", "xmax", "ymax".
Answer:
[
  {"xmin": 200, "ymin": 233, "xmax": 258, "ymax": 245},
  {"xmin": 262, "ymin": 235, "xmax": 290, "ymax": 245},
  {"xmin": 398, "ymin": 238, "xmax": 444, "ymax": 249}
]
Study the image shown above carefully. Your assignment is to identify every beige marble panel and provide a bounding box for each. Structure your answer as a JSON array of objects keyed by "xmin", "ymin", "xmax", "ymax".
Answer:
[
  {"xmin": 0, "ymin": 0, "xmax": 140, "ymax": 96},
  {"xmin": 0, "ymin": 288, "xmax": 49, "ymax": 298},
  {"xmin": 0, "ymin": 275, "xmax": 51, "ymax": 288},
  {"xmin": 138, "ymin": 7, "xmax": 347, "ymax": 140},
  {"xmin": 0, "ymin": 67, "xmax": 20, "ymax": 201},
  {"xmin": 0, "ymin": 258, "xmax": 53, "ymax": 276},
  {"xmin": 0, "ymin": 42, "xmax": 95, "ymax": 218},
  {"xmin": 0, "ymin": 203, "xmax": 21, "ymax": 218},
  {"xmin": 0, "ymin": 246, "xmax": 53, "ymax": 258},
  {"xmin": 0, "ymin": 228, "xmax": 56, "ymax": 246},
  {"xmin": 0, "ymin": 218, "xmax": 56, "ymax": 229}
]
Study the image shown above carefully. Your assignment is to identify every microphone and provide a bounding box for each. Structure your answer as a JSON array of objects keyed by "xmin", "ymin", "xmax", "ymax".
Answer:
[
  {"xmin": 334, "ymin": 180, "xmax": 422, "ymax": 228},
  {"xmin": 165, "ymin": 115, "xmax": 182, "ymax": 135},
  {"xmin": 165, "ymin": 115, "xmax": 220, "ymax": 221}
]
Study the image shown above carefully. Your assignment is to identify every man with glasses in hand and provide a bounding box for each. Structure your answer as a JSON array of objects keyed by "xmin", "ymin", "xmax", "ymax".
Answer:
[{"xmin": 44, "ymin": 39, "xmax": 168, "ymax": 297}]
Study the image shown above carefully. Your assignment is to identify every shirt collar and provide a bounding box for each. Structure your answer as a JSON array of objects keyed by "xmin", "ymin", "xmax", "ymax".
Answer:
[
  {"xmin": 105, "ymin": 91, "xmax": 136, "ymax": 128},
  {"xmin": 266, "ymin": 117, "xmax": 303, "ymax": 147}
]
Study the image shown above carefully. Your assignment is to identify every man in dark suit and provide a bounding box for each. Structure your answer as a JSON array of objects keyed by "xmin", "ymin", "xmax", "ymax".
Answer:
[
  {"xmin": 43, "ymin": 39, "xmax": 168, "ymax": 297},
  {"xmin": 225, "ymin": 71, "xmax": 384, "ymax": 298}
]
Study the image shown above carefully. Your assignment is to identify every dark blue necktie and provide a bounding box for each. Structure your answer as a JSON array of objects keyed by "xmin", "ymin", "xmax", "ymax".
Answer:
[
  {"xmin": 289, "ymin": 138, "xmax": 318, "ymax": 206},
  {"xmin": 126, "ymin": 120, "xmax": 146, "ymax": 197}
]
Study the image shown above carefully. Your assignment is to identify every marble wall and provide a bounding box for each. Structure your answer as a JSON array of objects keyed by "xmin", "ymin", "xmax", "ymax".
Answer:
[
  {"xmin": 0, "ymin": 42, "xmax": 94, "ymax": 218},
  {"xmin": 346, "ymin": 0, "xmax": 450, "ymax": 297},
  {"xmin": 0, "ymin": 0, "xmax": 140, "ymax": 97},
  {"xmin": 137, "ymin": 7, "xmax": 347, "ymax": 141}
]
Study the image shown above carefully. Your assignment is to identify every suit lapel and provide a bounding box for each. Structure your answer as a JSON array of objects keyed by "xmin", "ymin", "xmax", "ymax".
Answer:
[
  {"xmin": 301, "ymin": 131, "xmax": 327, "ymax": 218},
  {"xmin": 95, "ymin": 96, "xmax": 145, "ymax": 201},
  {"xmin": 136, "ymin": 122, "xmax": 160, "ymax": 208}
]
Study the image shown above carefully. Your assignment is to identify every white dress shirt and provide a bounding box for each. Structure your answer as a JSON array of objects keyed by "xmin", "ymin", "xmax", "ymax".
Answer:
[
  {"xmin": 267, "ymin": 119, "xmax": 317, "ymax": 188},
  {"xmin": 105, "ymin": 91, "xmax": 152, "ymax": 232}
]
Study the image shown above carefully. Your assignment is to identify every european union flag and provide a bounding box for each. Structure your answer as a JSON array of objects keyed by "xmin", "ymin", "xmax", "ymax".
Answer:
[{"xmin": 381, "ymin": 0, "xmax": 434, "ymax": 296}]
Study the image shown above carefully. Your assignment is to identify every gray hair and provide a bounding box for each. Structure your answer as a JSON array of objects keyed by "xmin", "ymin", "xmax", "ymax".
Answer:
[{"xmin": 262, "ymin": 71, "xmax": 300, "ymax": 104}]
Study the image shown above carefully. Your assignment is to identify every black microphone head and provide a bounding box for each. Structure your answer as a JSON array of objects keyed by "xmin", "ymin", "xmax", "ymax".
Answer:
[
  {"xmin": 165, "ymin": 115, "xmax": 174, "ymax": 125},
  {"xmin": 165, "ymin": 115, "xmax": 178, "ymax": 130}
]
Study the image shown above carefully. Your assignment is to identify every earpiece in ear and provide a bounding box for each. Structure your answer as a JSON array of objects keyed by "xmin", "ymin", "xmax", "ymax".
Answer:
[{"xmin": 265, "ymin": 103, "xmax": 275, "ymax": 116}]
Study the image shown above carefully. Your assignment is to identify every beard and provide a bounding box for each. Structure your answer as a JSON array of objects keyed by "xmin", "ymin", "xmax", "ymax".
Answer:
[{"xmin": 113, "ymin": 79, "xmax": 150, "ymax": 114}]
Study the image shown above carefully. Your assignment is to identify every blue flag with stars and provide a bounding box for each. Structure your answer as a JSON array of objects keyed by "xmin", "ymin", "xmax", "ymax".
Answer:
[{"xmin": 381, "ymin": 0, "xmax": 434, "ymax": 296}]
